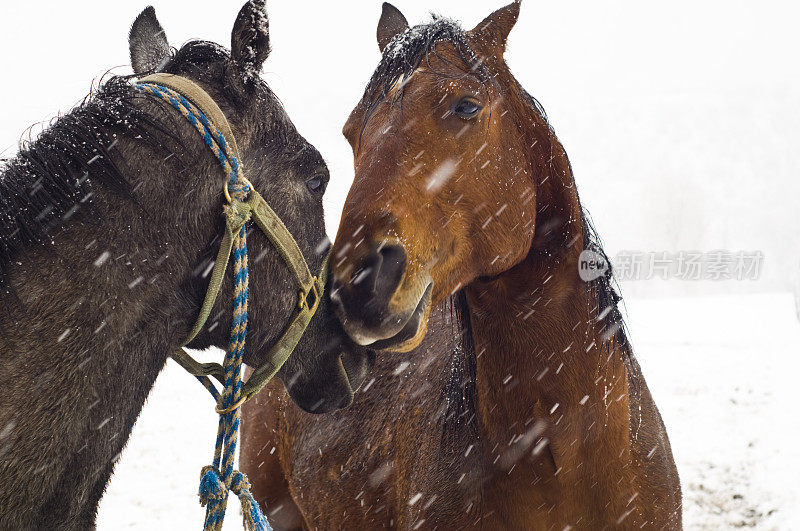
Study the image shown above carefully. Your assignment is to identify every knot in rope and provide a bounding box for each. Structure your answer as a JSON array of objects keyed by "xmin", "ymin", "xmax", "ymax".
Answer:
[
  {"xmin": 199, "ymin": 466, "xmax": 228, "ymax": 507},
  {"xmin": 229, "ymin": 470, "xmax": 250, "ymax": 493},
  {"xmin": 225, "ymin": 200, "xmax": 253, "ymax": 228},
  {"xmin": 198, "ymin": 467, "xmax": 268, "ymax": 531},
  {"xmin": 198, "ymin": 466, "xmax": 228, "ymax": 531}
]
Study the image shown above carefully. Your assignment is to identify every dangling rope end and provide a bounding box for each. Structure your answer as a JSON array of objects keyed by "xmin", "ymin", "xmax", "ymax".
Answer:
[{"xmin": 230, "ymin": 471, "xmax": 271, "ymax": 531}]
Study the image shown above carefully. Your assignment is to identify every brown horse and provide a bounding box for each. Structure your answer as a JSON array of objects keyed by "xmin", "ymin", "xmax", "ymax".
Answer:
[{"xmin": 241, "ymin": 2, "xmax": 681, "ymax": 529}]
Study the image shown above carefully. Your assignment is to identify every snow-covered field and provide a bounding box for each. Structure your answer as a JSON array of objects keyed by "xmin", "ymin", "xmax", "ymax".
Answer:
[
  {"xmin": 627, "ymin": 293, "xmax": 800, "ymax": 530},
  {"xmin": 96, "ymin": 292, "xmax": 800, "ymax": 530}
]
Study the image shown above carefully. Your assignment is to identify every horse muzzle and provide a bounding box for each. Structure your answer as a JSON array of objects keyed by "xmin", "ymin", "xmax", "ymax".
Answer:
[{"xmin": 331, "ymin": 242, "xmax": 433, "ymax": 352}]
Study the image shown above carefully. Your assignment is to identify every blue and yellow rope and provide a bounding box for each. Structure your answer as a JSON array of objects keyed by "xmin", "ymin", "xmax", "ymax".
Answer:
[{"xmin": 136, "ymin": 82, "xmax": 269, "ymax": 531}]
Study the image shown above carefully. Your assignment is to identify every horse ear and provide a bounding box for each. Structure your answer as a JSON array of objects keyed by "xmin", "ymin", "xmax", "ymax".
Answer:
[
  {"xmin": 377, "ymin": 2, "xmax": 409, "ymax": 52},
  {"xmin": 231, "ymin": 0, "xmax": 271, "ymax": 82},
  {"xmin": 469, "ymin": 1, "xmax": 521, "ymax": 53},
  {"xmin": 129, "ymin": 6, "xmax": 170, "ymax": 75}
]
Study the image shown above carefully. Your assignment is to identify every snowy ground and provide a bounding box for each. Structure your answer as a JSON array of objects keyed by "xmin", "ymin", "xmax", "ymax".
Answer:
[
  {"xmin": 97, "ymin": 291, "xmax": 800, "ymax": 530},
  {"xmin": 627, "ymin": 293, "xmax": 800, "ymax": 530}
]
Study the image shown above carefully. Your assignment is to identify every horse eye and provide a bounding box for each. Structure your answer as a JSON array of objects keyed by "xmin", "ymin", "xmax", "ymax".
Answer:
[
  {"xmin": 452, "ymin": 99, "xmax": 482, "ymax": 119},
  {"xmin": 306, "ymin": 175, "xmax": 326, "ymax": 195}
]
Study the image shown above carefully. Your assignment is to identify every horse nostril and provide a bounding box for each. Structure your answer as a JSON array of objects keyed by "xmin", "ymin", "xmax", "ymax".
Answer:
[
  {"xmin": 375, "ymin": 243, "xmax": 406, "ymax": 294},
  {"xmin": 338, "ymin": 243, "xmax": 407, "ymax": 312},
  {"xmin": 348, "ymin": 247, "xmax": 381, "ymax": 286}
]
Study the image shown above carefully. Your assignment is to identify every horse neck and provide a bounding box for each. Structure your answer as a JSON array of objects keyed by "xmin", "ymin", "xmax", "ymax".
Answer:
[
  {"xmin": 0, "ymin": 123, "xmax": 214, "ymax": 517},
  {"xmin": 0, "ymin": 119, "xmax": 208, "ymax": 350},
  {"xmin": 463, "ymin": 131, "xmax": 632, "ymax": 452}
]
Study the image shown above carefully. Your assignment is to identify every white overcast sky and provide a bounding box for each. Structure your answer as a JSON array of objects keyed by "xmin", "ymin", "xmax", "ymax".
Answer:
[{"xmin": 1, "ymin": 0, "xmax": 798, "ymax": 295}]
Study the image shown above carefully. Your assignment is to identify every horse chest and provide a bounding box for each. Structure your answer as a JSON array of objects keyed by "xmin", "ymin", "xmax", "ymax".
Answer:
[
  {"xmin": 283, "ymin": 348, "xmax": 484, "ymax": 529},
  {"xmin": 287, "ymin": 422, "xmax": 483, "ymax": 530}
]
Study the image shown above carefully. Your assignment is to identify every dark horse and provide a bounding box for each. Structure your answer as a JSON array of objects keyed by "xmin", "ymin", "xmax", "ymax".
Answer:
[
  {"xmin": 242, "ymin": 2, "xmax": 681, "ymax": 529},
  {"xmin": 0, "ymin": 2, "xmax": 370, "ymax": 528}
]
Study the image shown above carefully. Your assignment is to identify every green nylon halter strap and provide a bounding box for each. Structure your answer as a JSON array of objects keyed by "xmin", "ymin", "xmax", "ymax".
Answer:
[
  {"xmin": 248, "ymin": 190, "xmax": 316, "ymax": 292},
  {"xmin": 172, "ymin": 190, "xmax": 327, "ymax": 401},
  {"xmin": 170, "ymin": 201, "xmax": 249, "ymax": 384}
]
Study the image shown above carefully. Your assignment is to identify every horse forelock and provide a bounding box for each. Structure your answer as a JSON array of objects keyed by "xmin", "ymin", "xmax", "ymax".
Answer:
[{"xmin": 359, "ymin": 17, "xmax": 490, "ymax": 132}]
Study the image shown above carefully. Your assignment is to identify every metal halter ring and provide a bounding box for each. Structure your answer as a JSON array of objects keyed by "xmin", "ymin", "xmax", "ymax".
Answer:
[
  {"xmin": 215, "ymin": 394, "xmax": 248, "ymax": 414},
  {"xmin": 224, "ymin": 175, "xmax": 254, "ymax": 204}
]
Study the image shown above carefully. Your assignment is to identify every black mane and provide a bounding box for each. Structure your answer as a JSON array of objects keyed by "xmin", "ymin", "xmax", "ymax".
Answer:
[
  {"xmin": 442, "ymin": 290, "xmax": 478, "ymax": 445},
  {"xmin": 581, "ymin": 209, "xmax": 633, "ymax": 346},
  {"xmin": 0, "ymin": 40, "xmax": 238, "ymax": 286},
  {"xmin": 0, "ymin": 76, "xmax": 167, "ymax": 284}
]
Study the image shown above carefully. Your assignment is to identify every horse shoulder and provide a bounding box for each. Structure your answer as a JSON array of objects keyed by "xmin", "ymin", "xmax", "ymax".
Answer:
[{"xmin": 624, "ymin": 354, "xmax": 683, "ymax": 528}]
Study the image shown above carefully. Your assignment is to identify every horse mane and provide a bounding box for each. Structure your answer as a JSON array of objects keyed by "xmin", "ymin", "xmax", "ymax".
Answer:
[
  {"xmin": 0, "ymin": 40, "xmax": 237, "ymax": 286},
  {"xmin": 441, "ymin": 290, "xmax": 478, "ymax": 447},
  {"xmin": 579, "ymin": 209, "xmax": 634, "ymax": 358},
  {"xmin": 574, "ymin": 207, "xmax": 643, "ymax": 429},
  {"xmin": 359, "ymin": 17, "xmax": 491, "ymax": 137},
  {"xmin": 0, "ymin": 77, "xmax": 167, "ymax": 284}
]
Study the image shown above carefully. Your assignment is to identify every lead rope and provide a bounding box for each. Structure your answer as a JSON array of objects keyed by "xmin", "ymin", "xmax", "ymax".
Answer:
[{"xmin": 135, "ymin": 82, "xmax": 270, "ymax": 531}]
